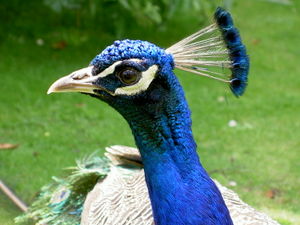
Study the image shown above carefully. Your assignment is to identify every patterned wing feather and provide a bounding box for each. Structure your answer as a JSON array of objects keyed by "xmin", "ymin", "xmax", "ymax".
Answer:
[{"xmin": 81, "ymin": 167, "xmax": 153, "ymax": 225}]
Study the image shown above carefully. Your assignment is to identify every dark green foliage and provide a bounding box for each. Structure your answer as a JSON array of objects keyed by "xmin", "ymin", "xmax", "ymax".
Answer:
[
  {"xmin": 43, "ymin": 0, "xmax": 216, "ymax": 26},
  {"xmin": 0, "ymin": 0, "xmax": 223, "ymax": 42}
]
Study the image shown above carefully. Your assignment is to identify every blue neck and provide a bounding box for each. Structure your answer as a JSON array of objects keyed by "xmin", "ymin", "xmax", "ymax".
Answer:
[{"xmin": 120, "ymin": 74, "xmax": 233, "ymax": 225}]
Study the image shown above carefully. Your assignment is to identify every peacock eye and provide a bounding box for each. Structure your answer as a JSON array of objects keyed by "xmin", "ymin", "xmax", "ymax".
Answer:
[{"xmin": 117, "ymin": 67, "xmax": 141, "ymax": 85}]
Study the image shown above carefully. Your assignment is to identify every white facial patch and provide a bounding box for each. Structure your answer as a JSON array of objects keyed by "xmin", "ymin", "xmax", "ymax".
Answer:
[
  {"xmin": 93, "ymin": 58, "xmax": 142, "ymax": 78},
  {"xmin": 96, "ymin": 61, "xmax": 122, "ymax": 78},
  {"xmin": 114, "ymin": 65, "xmax": 158, "ymax": 96}
]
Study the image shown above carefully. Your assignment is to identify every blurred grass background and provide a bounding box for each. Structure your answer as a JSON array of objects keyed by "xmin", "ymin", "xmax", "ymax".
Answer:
[{"xmin": 0, "ymin": 0, "xmax": 299, "ymax": 224}]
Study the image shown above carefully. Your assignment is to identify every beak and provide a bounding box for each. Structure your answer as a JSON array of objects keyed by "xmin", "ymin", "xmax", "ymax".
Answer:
[{"xmin": 47, "ymin": 66, "xmax": 99, "ymax": 95}]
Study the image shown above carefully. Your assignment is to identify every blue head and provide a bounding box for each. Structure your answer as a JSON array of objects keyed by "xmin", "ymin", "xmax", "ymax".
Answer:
[
  {"xmin": 47, "ymin": 39, "xmax": 191, "ymax": 128},
  {"xmin": 88, "ymin": 39, "xmax": 177, "ymax": 115}
]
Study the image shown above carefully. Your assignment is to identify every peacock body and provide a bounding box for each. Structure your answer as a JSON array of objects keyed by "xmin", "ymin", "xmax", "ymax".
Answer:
[
  {"xmin": 16, "ymin": 8, "xmax": 279, "ymax": 225},
  {"xmin": 81, "ymin": 146, "xmax": 279, "ymax": 225}
]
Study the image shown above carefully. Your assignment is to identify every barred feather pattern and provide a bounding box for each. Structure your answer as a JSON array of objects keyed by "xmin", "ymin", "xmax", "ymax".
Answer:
[{"xmin": 81, "ymin": 146, "xmax": 279, "ymax": 225}]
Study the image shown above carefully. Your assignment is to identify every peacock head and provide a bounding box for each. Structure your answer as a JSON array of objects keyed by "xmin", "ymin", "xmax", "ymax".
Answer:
[
  {"xmin": 48, "ymin": 8, "xmax": 249, "ymax": 117},
  {"xmin": 48, "ymin": 39, "xmax": 177, "ymax": 116}
]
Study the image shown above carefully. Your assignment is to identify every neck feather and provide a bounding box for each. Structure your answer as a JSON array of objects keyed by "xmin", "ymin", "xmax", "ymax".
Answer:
[{"xmin": 120, "ymin": 73, "xmax": 233, "ymax": 225}]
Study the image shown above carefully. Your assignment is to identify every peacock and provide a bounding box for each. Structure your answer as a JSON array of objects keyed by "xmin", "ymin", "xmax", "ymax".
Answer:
[{"xmin": 16, "ymin": 8, "xmax": 280, "ymax": 225}]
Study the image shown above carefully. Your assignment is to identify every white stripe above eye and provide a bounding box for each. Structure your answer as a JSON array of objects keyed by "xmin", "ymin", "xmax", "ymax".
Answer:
[
  {"xmin": 94, "ymin": 58, "xmax": 143, "ymax": 78},
  {"xmin": 114, "ymin": 65, "xmax": 158, "ymax": 96},
  {"xmin": 96, "ymin": 61, "xmax": 122, "ymax": 78}
]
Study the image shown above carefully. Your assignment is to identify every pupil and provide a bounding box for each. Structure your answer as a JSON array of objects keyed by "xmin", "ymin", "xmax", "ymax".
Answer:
[
  {"xmin": 120, "ymin": 68, "xmax": 139, "ymax": 84},
  {"xmin": 123, "ymin": 70, "xmax": 135, "ymax": 82}
]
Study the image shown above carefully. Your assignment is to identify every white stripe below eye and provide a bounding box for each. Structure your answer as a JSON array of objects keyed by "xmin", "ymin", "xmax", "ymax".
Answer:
[{"xmin": 114, "ymin": 65, "xmax": 158, "ymax": 96}]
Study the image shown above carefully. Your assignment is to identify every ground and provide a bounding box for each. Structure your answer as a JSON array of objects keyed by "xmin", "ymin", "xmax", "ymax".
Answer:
[{"xmin": 0, "ymin": 1, "xmax": 299, "ymax": 224}]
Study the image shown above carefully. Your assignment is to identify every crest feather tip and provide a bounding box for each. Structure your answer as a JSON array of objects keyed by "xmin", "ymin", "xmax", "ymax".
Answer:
[{"xmin": 214, "ymin": 7, "xmax": 249, "ymax": 96}]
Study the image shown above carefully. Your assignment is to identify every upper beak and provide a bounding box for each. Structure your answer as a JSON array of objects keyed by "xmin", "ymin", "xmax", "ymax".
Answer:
[{"xmin": 47, "ymin": 66, "xmax": 99, "ymax": 95}]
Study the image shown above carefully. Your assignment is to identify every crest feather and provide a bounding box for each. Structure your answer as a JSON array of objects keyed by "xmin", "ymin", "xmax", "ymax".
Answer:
[{"xmin": 166, "ymin": 7, "xmax": 249, "ymax": 96}]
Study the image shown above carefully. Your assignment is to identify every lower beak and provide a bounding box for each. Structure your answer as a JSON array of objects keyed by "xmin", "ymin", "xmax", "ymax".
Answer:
[{"xmin": 47, "ymin": 66, "xmax": 99, "ymax": 95}]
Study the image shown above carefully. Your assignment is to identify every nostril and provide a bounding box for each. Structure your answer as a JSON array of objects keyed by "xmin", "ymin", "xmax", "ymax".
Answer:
[{"xmin": 72, "ymin": 73, "xmax": 90, "ymax": 80}]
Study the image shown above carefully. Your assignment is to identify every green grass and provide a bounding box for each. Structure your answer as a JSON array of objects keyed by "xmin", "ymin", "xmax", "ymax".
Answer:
[{"xmin": 1, "ymin": 1, "xmax": 300, "ymax": 224}]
